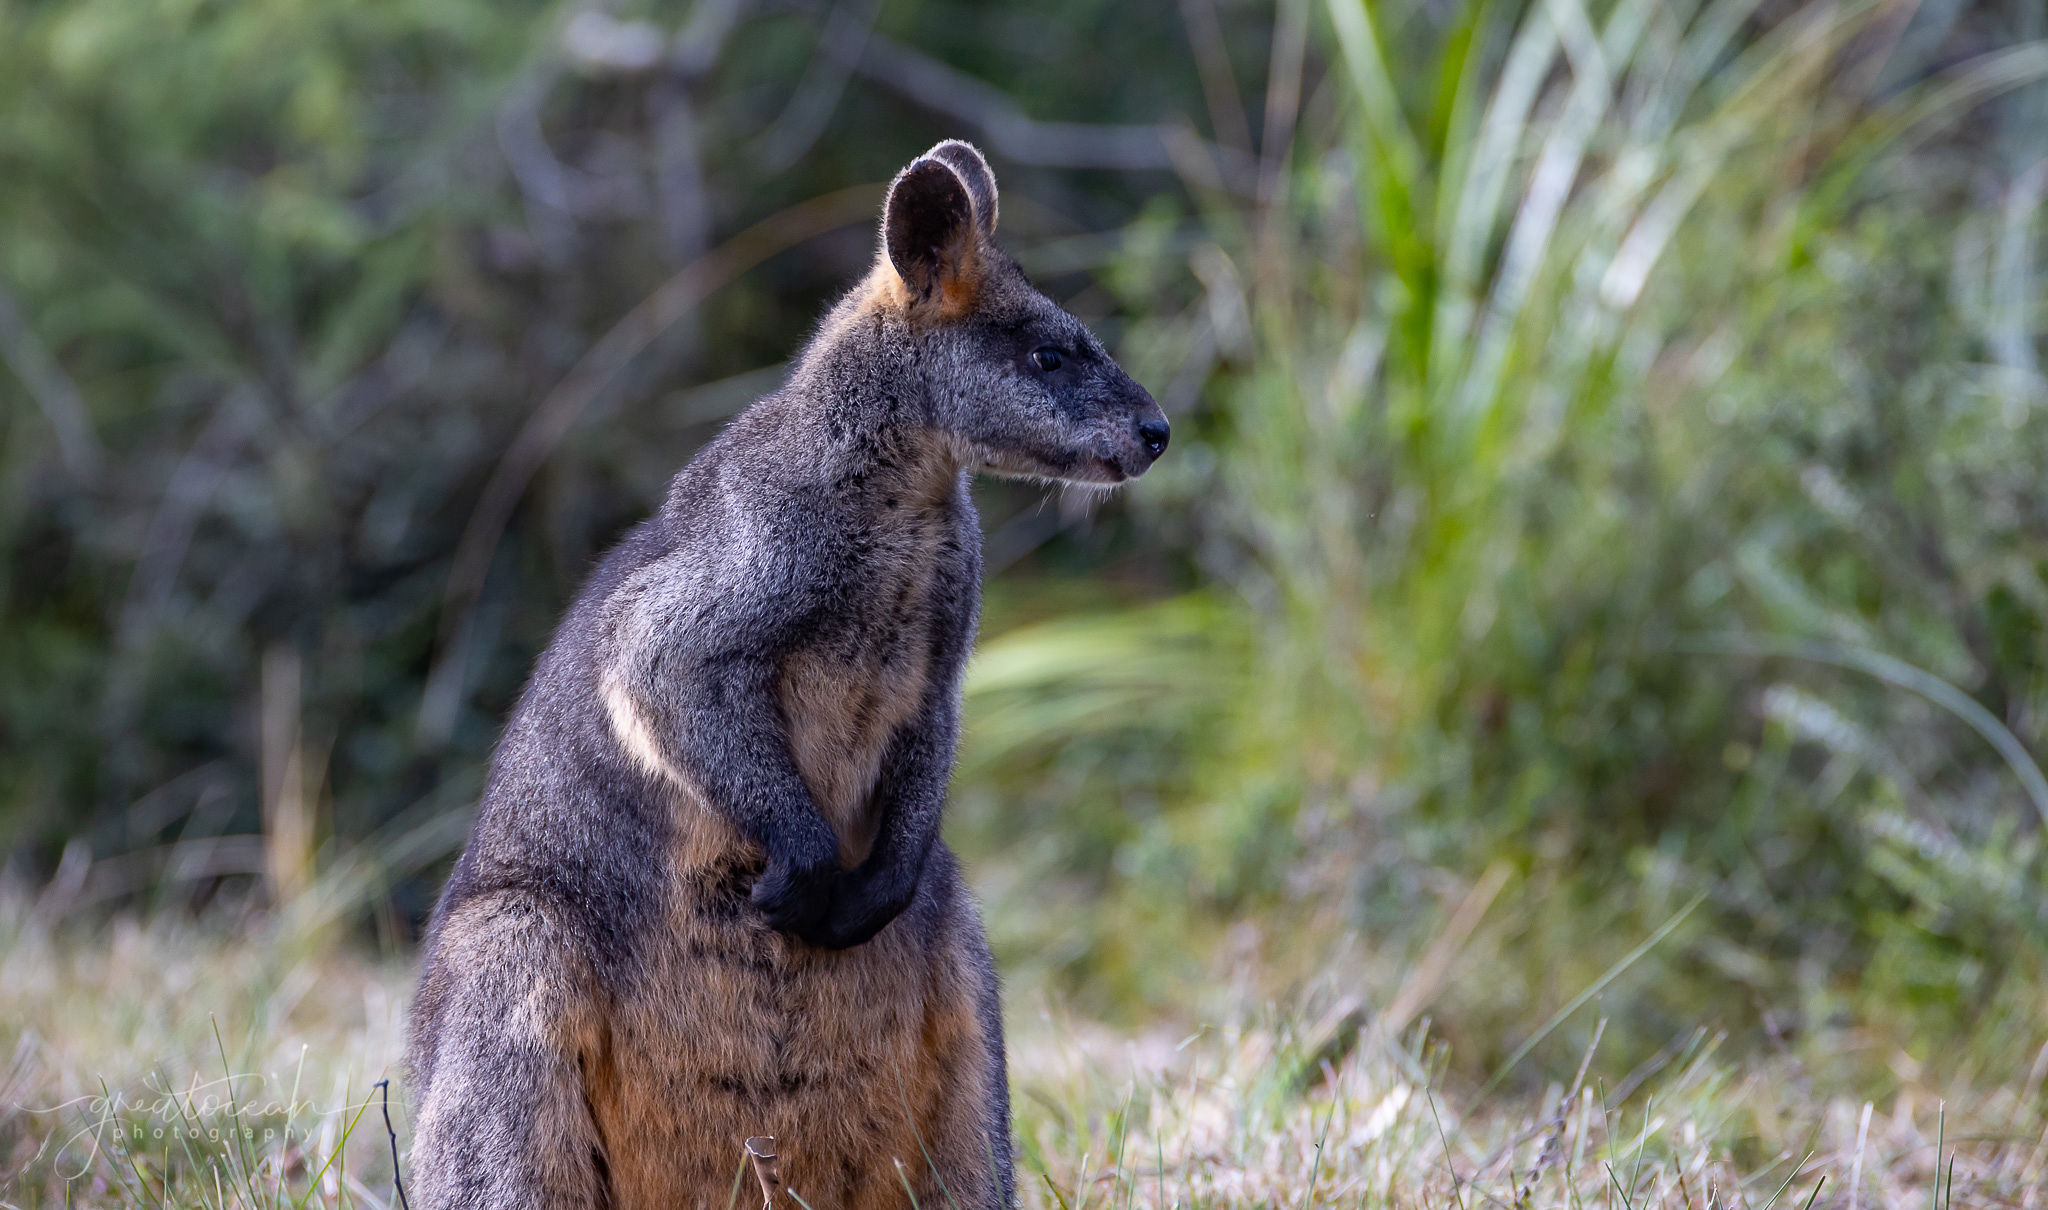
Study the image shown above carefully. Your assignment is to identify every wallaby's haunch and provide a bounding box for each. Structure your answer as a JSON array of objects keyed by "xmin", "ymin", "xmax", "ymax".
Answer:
[{"xmin": 406, "ymin": 141, "xmax": 1169, "ymax": 1210}]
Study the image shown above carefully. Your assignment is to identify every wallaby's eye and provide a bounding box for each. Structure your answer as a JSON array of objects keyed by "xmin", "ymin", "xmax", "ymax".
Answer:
[{"xmin": 1030, "ymin": 347, "xmax": 1063, "ymax": 373}]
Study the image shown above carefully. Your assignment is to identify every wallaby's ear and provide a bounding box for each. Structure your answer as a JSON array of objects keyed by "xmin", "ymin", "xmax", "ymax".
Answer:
[
  {"xmin": 924, "ymin": 140, "xmax": 998, "ymax": 236},
  {"xmin": 883, "ymin": 152, "xmax": 983, "ymax": 316}
]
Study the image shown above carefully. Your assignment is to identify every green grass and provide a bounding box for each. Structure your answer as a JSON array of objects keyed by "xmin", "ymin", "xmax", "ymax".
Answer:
[
  {"xmin": 0, "ymin": 895, "xmax": 408, "ymax": 1208},
  {"xmin": 5, "ymin": 895, "xmax": 2046, "ymax": 1208}
]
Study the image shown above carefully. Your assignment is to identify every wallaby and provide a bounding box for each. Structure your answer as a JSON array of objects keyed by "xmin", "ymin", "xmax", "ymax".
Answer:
[{"xmin": 406, "ymin": 139, "xmax": 1169, "ymax": 1210}]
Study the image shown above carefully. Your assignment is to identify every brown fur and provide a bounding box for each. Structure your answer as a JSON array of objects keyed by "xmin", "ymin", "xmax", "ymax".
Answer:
[
  {"xmin": 587, "ymin": 809, "xmax": 1000, "ymax": 1209},
  {"xmin": 573, "ymin": 433, "xmax": 987, "ymax": 1206},
  {"xmin": 869, "ymin": 256, "xmax": 984, "ymax": 327}
]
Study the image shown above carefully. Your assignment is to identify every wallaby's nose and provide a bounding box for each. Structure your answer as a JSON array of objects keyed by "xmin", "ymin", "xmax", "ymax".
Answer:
[{"xmin": 1137, "ymin": 417, "xmax": 1170, "ymax": 459}]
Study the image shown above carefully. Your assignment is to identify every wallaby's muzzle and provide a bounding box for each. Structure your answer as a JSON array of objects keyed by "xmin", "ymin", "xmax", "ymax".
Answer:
[{"xmin": 1098, "ymin": 378, "xmax": 1171, "ymax": 481}]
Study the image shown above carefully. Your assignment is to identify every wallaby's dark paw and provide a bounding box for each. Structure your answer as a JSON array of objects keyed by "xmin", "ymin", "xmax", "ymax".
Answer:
[
  {"xmin": 750, "ymin": 852, "xmax": 839, "ymax": 938},
  {"xmin": 798, "ymin": 874, "xmax": 915, "ymax": 950}
]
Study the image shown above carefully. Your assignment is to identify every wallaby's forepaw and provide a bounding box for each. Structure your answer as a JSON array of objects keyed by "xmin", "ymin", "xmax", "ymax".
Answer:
[
  {"xmin": 798, "ymin": 870, "xmax": 916, "ymax": 950},
  {"xmin": 750, "ymin": 850, "xmax": 839, "ymax": 938}
]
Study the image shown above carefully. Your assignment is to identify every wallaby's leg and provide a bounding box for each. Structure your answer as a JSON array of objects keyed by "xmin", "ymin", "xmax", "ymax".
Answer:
[
  {"xmin": 896, "ymin": 858, "xmax": 1013, "ymax": 1210},
  {"xmin": 409, "ymin": 894, "xmax": 608, "ymax": 1210},
  {"xmin": 896, "ymin": 959, "xmax": 1010, "ymax": 1209},
  {"xmin": 975, "ymin": 934, "xmax": 1016, "ymax": 1210}
]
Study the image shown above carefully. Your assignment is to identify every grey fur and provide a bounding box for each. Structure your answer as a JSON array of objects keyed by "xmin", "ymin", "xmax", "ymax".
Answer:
[{"xmin": 407, "ymin": 140, "xmax": 1166, "ymax": 1210}]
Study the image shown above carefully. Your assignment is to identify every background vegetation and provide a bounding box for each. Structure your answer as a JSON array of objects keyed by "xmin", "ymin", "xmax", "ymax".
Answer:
[{"xmin": 6, "ymin": 0, "xmax": 2048, "ymax": 1160}]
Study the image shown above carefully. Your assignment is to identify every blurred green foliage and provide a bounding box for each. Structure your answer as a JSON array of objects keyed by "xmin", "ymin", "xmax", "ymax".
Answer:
[
  {"xmin": 0, "ymin": 0, "xmax": 1210, "ymax": 906},
  {"xmin": 6, "ymin": 0, "xmax": 2048, "ymax": 1082},
  {"xmin": 955, "ymin": 0, "xmax": 2048, "ymax": 1077}
]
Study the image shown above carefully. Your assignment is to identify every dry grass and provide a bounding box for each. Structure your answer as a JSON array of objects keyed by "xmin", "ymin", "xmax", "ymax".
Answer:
[
  {"xmin": 1014, "ymin": 1010, "xmax": 2048, "ymax": 1209},
  {"xmin": 2, "ymin": 893, "xmax": 2044, "ymax": 1209},
  {"xmin": 0, "ymin": 893, "xmax": 409, "ymax": 1209}
]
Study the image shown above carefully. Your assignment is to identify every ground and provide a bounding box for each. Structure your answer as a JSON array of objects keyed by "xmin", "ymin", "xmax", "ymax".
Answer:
[{"xmin": 1, "ymin": 893, "xmax": 2042, "ymax": 1209}]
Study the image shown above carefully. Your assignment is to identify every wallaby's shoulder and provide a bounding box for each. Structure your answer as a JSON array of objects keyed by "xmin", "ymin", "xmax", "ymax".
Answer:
[{"xmin": 431, "ymin": 512, "xmax": 679, "ymax": 915}]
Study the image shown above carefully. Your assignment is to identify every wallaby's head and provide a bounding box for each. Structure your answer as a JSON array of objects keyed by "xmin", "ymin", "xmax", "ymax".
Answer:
[{"xmin": 870, "ymin": 140, "xmax": 1169, "ymax": 485}]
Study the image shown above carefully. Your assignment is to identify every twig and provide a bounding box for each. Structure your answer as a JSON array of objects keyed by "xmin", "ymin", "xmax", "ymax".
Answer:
[{"xmin": 373, "ymin": 1080, "xmax": 411, "ymax": 1210}]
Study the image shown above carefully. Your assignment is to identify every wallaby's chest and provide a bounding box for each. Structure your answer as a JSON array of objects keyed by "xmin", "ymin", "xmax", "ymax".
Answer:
[
  {"xmin": 776, "ymin": 501, "xmax": 965, "ymax": 860},
  {"xmin": 587, "ymin": 862, "xmax": 985, "ymax": 1210}
]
